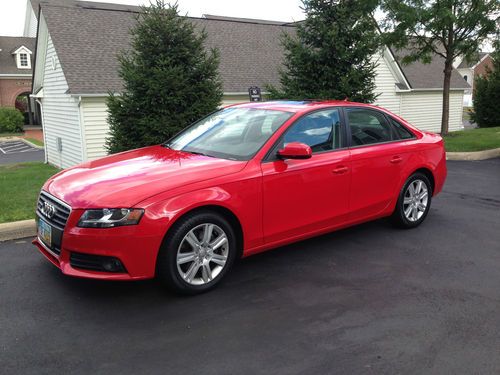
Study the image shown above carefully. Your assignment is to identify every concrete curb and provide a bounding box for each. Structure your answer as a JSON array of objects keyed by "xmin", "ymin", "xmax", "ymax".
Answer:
[
  {"xmin": 20, "ymin": 138, "xmax": 44, "ymax": 149},
  {"xmin": 446, "ymin": 148, "xmax": 500, "ymax": 161},
  {"xmin": 0, "ymin": 219, "xmax": 36, "ymax": 242}
]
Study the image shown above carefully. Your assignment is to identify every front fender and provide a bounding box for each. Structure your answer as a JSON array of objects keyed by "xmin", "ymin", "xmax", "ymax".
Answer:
[{"xmin": 141, "ymin": 179, "xmax": 264, "ymax": 254}]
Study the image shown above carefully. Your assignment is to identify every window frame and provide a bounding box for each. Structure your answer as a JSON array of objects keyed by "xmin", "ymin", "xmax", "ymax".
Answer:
[
  {"xmin": 343, "ymin": 107, "xmax": 416, "ymax": 148},
  {"xmin": 263, "ymin": 106, "xmax": 349, "ymax": 162},
  {"xmin": 15, "ymin": 50, "xmax": 32, "ymax": 70}
]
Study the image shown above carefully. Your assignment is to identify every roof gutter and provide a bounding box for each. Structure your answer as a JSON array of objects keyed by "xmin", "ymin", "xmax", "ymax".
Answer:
[
  {"xmin": 408, "ymin": 88, "xmax": 469, "ymax": 92},
  {"xmin": 0, "ymin": 73, "xmax": 32, "ymax": 77}
]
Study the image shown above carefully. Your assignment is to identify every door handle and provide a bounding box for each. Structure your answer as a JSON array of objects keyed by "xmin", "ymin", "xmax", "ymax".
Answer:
[
  {"xmin": 332, "ymin": 166, "xmax": 349, "ymax": 174},
  {"xmin": 390, "ymin": 156, "xmax": 403, "ymax": 164}
]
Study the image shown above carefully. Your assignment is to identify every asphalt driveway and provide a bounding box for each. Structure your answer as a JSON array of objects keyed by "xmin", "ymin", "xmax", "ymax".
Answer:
[{"xmin": 1, "ymin": 159, "xmax": 499, "ymax": 374}]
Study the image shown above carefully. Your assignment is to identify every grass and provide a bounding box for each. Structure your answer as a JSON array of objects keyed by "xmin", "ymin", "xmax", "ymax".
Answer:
[
  {"xmin": 444, "ymin": 126, "xmax": 500, "ymax": 152},
  {"xmin": 0, "ymin": 162, "xmax": 59, "ymax": 224},
  {"xmin": 0, "ymin": 132, "xmax": 23, "ymax": 138},
  {"xmin": 23, "ymin": 137, "xmax": 44, "ymax": 147}
]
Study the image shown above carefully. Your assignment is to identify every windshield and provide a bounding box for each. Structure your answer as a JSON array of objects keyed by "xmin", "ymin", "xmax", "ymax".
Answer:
[{"xmin": 166, "ymin": 107, "xmax": 294, "ymax": 160}]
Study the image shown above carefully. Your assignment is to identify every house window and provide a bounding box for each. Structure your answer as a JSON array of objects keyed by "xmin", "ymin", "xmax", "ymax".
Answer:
[
  {"xmin": 463, "ymin": 75, "xmax": 468, "ymax": 82},
  {"xmin": 15, "ymin": 49, "xmax": 31, "ymax": 69},
  {"xmin": 19, "ymin": 53, "xmax": 29, "ymax": 67}
]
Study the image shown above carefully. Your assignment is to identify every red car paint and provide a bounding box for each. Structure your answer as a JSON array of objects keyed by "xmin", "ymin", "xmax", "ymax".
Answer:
[{"xmin": 33, "ymin": 101, "xmax": 447, "ymax": 280}]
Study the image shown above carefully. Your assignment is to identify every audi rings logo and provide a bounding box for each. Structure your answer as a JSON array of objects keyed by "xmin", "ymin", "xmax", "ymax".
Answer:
[{"xmin": 42, "ymin": 201, "xmax": 57, "ymax": 219}]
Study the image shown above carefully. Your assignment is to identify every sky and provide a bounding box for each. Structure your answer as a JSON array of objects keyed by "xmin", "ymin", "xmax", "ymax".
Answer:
[{"xmin": 0, "ymin": 0, "xmax": 305, "ymax": 36}]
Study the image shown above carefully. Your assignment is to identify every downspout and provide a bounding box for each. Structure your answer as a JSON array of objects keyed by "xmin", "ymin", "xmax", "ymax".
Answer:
[
  {"xmin": 77, "ymin": 96, "xmax": 87, "ymax": 162},
  {"xmin": 34, "ymin": 97, "xmax": 48, "ymax": 163}
]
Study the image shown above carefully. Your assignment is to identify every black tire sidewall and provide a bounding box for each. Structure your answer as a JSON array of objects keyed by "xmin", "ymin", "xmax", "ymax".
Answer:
[
  {"xmin": 157, "ymin": 211, "xmax": 237, "ymax": 294},
  {"xmin": 393, "ymin": 173, "xmax": 433, "ymax": 228}
]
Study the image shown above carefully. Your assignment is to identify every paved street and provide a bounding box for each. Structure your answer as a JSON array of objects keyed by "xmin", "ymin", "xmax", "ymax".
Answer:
[
  {"xmin": 0, "ymin": 140, "xmax": 44, "ymax": 165},
  {"xmin": 1, "ymin": 159, "xmax": 499, "ymax": 374}
]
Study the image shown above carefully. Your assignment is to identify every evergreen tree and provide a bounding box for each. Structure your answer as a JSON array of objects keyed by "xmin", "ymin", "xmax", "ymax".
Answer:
[
  {"xmin": 382, "ymin": 0, "xmax": 499, "ymax": 135},
  {"xmin": 471, "ymin": 38, "xmax": 500, "ymax": 128},
  {"xmin": 268, "ymin": 0, "xmax": 381, "ymax": 103},
  {"xmin": 106, "ymin": 0, "xmax": 223, "ymax": 153}
]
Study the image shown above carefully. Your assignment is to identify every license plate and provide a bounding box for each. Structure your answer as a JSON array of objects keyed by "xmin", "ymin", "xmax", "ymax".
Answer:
[{"xmin": 38, "ymin": 218, "xmax": 52, "ymax": 246}]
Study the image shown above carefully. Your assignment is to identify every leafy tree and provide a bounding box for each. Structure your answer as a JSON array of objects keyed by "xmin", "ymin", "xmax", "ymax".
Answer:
[
  {"xmin": 471, "ymin": 38, "xmax": 500, "ymax": 127},
  {"xmin": 268, "ymin": 0, "xmax": 382, "ymax": 103},
  {"xmin": 381, "ymin": 0, "xmax": 499, "ymax": 135},
  {"xmin": 106, "ymin": 0, "xmax": 223, "ymax": 153}
]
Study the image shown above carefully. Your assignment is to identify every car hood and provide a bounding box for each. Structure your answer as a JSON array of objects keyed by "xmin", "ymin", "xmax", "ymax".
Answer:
[{"xmin": 45, "ymin": 146, "xmax": 247, "ymax": 209}]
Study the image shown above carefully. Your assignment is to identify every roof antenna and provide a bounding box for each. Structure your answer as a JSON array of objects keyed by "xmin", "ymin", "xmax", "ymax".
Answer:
[{"xmin": 343, "ymin": 97, "xmax": 349, "ymax": 101}]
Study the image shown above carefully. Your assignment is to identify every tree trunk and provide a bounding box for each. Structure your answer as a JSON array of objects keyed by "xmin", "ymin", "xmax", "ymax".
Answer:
[{"xmin": 441, "ymin": 61, "xmax": 453, "ymax": 136}]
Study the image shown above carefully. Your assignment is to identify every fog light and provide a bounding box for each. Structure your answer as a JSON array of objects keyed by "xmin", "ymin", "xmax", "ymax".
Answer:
[{"xmin": 102, "ymin": 258, "xmax": 125, "ymax": 272}]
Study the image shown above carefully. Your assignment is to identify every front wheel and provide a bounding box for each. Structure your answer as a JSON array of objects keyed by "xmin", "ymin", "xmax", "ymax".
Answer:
[
  {"xmin": 391, "ymin": 173, "xmax": 432, "ymax": 228},
  {"xmin": 156, "ymin": 211, "xmax": 237, "ymax": 294}
]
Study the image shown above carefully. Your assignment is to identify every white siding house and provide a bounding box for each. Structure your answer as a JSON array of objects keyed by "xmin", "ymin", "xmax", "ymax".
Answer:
[
  {"xmin": 30, "ymin": 0, "xmax": 468, "ymax": 168},
  {"xmin": 32, "ymin": 15, "xmax": 83, "ymax": 168}
]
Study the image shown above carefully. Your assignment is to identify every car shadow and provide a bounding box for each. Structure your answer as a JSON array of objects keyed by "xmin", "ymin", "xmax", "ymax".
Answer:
[{"xmin": 42, "ymin": 218, "xmax": 395, "ymax": 306}]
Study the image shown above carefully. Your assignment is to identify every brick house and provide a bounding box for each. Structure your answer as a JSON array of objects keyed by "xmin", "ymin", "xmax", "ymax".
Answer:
[
  {"xmin": 454, "ymin": 53, "xmax": 495, "ymax": 106},
  {"xmin": 0, "ymin": 36, "xmax": 36, "ymax": 123}
]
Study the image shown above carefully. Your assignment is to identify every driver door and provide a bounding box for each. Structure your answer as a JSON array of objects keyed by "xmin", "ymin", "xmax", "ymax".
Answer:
[{"xmin": 261, "ymin": 108, "xmax": 351, "ymax": 244}]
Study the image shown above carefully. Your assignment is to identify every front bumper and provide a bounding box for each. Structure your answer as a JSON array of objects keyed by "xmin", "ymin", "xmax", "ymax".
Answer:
[{"xmin": 33, "ymin": 208, "xmax": 167, "ymax": 281}]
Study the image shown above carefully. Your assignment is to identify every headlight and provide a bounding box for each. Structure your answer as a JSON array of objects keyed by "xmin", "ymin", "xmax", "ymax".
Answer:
[{"xmin": 77, "ymin": 208, "xmax": 144, "ymax": 228}]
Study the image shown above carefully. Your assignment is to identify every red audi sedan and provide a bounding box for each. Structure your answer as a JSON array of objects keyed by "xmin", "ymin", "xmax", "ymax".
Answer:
[{"xmin": 33, "ymin": 100, "xmax": 446, "ymax": 294}]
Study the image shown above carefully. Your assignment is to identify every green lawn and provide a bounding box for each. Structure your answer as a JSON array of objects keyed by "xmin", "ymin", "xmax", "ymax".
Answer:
[
  {"xmin": 444, "ymin": 126, "xmax": 500, "ymax": 152},
  {"xmin": 0, "ymin": 132, "xmax": 23, "ymax": 138},
  {"xmin": 0, "ymin": 162, "xmax": 59, "ymax": 224},
  {"xmin": 24, "ymin": 137, "xmax": 44, "ymax": 147}
]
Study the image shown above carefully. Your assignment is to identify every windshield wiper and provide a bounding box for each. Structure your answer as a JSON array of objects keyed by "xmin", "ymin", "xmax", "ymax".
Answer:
[{"xmin": 186, "ymin": 150, "xmax": 215, "ymax": 158}]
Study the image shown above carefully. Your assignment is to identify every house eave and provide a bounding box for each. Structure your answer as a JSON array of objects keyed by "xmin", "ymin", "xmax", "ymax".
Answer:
[
  {"xmin": 0, "ymin": 73, "xmax": 33, "ymax": 78},
  {"xmin": 406, "ymin": 88, "xmax": 468, "ymax": 92}
]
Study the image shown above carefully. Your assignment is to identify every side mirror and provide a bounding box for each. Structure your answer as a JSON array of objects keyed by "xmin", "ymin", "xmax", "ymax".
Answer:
[{"xmin": 277, "ymin": 142, "xmax": 312, "ymax": 160}]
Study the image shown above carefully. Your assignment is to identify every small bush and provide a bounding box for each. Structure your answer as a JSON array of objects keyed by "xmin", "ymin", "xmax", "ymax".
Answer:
[
  {"xmin": 0, "ymin": 107, "xmax": 24, "ymax": 133},
  {"xmin": 471, "ymin": 40, "xmax": 499, "ymax": 128}
]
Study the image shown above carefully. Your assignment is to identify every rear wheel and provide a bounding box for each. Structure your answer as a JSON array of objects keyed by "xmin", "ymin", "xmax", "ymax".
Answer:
[
  {"xmin": 156, "ymin": 211, "xmax": 237, "ymax": 294},
  {"xmin": 391, "ymin": 173, "xmax": 432, "ymax": 228}
]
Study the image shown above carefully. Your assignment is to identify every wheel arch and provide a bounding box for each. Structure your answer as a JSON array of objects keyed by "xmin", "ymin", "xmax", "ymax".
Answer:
[
  {"xmin": 160, "ymin": 204, "xmax": 245, "ymax": 260},
  {"xmin": 410, "ymin": 167, "xmax": 436, "ymax": 195}
]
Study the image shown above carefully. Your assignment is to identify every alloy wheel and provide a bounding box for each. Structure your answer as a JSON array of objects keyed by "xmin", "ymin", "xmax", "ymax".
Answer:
[
  {"xmin": 403, "ymin": 179, "xmax": 429, "ymax": 222},
  {"xmin": 176, "ymin": 223, "xmax": 229, "ymax": 285}
]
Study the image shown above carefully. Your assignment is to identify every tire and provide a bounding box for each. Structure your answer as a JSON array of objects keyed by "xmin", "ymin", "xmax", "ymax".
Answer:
[
  {"xmin": 391, "ymin": 172, "xmax": 432, "ymax": 229},
  {"xmin": 156, "ymin": 210, "xmax": 237, "ymax": 295}
]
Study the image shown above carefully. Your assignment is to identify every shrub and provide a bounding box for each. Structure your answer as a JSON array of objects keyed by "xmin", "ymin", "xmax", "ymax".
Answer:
[
  {"xmin": 0, "ymin": 107, "xmax": 24, "ymax": 133},
  {"xmin": 106, "ymin": 0, "xmax": 223, "ymax": 153},
  {"xmin": 471, "ymin": 40, "xmax": 499, "ymax": 128}
]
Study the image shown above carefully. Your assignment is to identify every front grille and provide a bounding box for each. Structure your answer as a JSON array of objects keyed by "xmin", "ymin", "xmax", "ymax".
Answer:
[
  {"xmin": 70, "ymin": 252, "xmax": 127, "ymax": 273},
  {"xmin": 36, "ymin": 191, "xmax": 71, "ymax": 230}
]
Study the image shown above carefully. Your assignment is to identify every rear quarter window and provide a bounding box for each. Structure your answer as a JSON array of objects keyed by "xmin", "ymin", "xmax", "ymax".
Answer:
[{"xmin": 390, "ymin": 118, "xmax": 416, "ymax": 140}]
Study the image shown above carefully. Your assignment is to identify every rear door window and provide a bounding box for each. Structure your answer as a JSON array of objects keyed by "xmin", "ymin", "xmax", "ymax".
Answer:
[{"xmin": 346, "ymin": 108, "xmax": 394, "ymax": 146}]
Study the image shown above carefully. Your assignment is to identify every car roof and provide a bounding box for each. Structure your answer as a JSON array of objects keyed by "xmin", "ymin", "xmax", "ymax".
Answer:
[{"xmin": 227, "ymin": 100, "xmax": 376, "ymax": 113}]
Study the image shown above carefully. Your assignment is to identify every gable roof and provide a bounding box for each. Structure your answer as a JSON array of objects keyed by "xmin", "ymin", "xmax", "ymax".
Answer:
[
  {"xmin": 0, "ymin": 36, "xmax": 35, "ymax": 75},
  {"xmin": 37, "ymin": 1, "xmax": 294, "ymax": 94},
  {"xmin": 35, "ymin": 0, "xmax": 469, "ymax": 95},
  {"xmin": 393, "ymin": 47, "xmax": 470, "ymax": 90},
  {"xmin": 457, "ymin": 52, "xmax": 490, "ymax": 69}
]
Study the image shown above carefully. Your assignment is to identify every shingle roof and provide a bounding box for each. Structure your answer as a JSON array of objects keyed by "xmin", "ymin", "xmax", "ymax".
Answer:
[
  {"xmin": 457, "ymin": 52, "xmax": 489, "ymax": 69},
  {"xmin": 37, "ymin": 0, "xmax": 469, "ymax": 94},
  {"xmin": 394, "ymin": 47, "xmax": 470, "ymax": 90},
  {"xmin": 39, "ymin": 1, "xmax": 293, "ymax": 94},
  {"xmin": 0, "ymin": 36, "xmax": 35, "ymax": 75}
]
